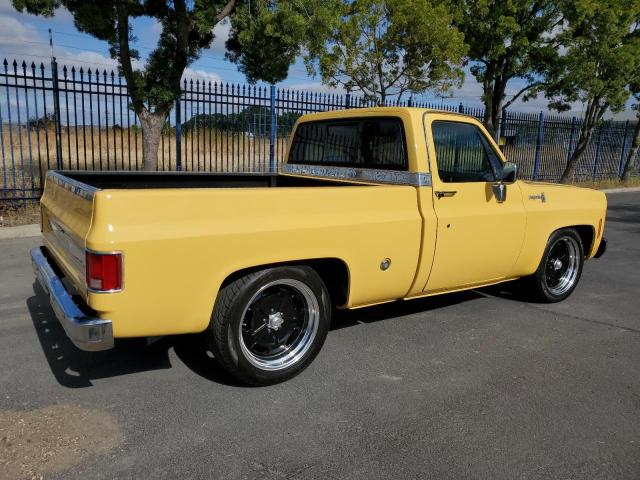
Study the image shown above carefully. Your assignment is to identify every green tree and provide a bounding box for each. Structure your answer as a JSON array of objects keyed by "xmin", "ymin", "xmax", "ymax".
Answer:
[
  {"xmin": 301, "ymin": 0, "xmax": 467, "ymax": 105},
  {"xmin": 541, "ymin": 0, "xmax": 640, "ymax": 183},
  {"xmin": 450, "ymin": 0, "xmax": 561, "ymax": 138},
  {"xmin": 621, "ymin": 83, "xmax": 640, "ymax": 180},
  {"xmin": 11, "ymin": 0, "xmax": 331, "ymax": 171}
]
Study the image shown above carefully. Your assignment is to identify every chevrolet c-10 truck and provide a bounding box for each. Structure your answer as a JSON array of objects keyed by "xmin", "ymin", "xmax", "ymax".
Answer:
[{"xmin": 31, "ymin": 107, "xmax": 607, "ymax": 385}]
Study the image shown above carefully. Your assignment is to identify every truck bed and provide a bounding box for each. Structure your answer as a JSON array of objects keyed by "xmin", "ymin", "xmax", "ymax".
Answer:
[{"xmin": 59, "ymin": 171, "xmax": 360, "ymax": 189}]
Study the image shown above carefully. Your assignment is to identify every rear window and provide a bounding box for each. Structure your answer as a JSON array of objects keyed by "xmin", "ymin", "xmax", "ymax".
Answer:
[{"xmin": 288, "ymin": 117, "xmax": 408, "ymax": 170}]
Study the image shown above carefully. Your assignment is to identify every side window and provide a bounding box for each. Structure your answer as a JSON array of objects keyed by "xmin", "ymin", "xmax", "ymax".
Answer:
[
  {"xmin": 431, "ymin": 121, "xmax": 500, "ymax": 183},
  {"xmin": 289, "ymin": 117, "xmax": 407, "ymax": 170}
]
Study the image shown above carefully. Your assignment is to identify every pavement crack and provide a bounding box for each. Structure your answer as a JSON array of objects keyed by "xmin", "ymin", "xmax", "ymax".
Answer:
[{"xmin": 528, "ymin": 304, "xmax": 640, "ymax": 334}]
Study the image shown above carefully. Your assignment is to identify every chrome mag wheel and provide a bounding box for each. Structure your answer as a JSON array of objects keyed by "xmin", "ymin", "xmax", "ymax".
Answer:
[
  {"xmin": 239, "ymin": 279, "xmax": 320, "ymax": 371},
  {"xmin": 544, "ymin": 236, "xmax": 581, "ymax": 296}
]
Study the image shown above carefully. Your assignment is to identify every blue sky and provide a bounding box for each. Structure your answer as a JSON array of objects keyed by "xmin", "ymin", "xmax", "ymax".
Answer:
[{"xmin": 0, "ymin": 0, "xmax": 633, "ymax": 119}]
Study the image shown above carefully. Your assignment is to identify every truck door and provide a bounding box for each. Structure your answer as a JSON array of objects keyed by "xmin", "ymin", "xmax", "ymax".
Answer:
[{"xmin": 423, "ymin": 115, "xmax": 526, "ymax": 293}]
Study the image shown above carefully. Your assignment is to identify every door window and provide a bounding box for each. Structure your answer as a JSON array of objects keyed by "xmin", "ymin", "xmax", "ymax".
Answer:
[{"xmin": 431, "ymin": 121, "xmax": 501, "ymax": 183}]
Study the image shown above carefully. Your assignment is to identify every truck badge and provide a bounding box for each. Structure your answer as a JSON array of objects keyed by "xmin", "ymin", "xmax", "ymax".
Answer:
[{"xmin": 529, "ymin": 192, "xmax": 546, "ymax": 203}]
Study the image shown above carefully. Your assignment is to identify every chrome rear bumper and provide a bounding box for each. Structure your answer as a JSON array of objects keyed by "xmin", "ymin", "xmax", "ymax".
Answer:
[{"xmin": 30, "ymin": 247, "xmax": 114, "ymax": 351}]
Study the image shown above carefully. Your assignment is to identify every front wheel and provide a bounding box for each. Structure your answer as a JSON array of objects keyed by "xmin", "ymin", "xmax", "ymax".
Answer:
[
  {"xmin": 524, "ymin": 228, "xmax": 584, "ymax": 303},
  {"xmin": 208, "ymin": 266, "xmax": 331, "ymax": 386}
]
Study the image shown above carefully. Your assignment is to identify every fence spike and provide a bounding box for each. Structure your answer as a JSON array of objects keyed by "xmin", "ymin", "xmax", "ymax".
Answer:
[
  {"xmin": 62, "ymin": 65, "xmax": 68, "ymax": 78},
  {"xmin": 12, "ymin": 59, "xmax": 17, "ymax": 68}
]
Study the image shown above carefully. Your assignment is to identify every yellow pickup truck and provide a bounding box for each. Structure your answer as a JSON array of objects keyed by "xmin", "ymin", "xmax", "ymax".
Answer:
[{"xmin": 31, "ymin": 107, "xmax": 607, "ymax": 385}]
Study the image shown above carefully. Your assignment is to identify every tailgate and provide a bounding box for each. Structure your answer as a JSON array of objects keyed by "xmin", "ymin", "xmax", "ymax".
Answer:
[{"xmin": 40, "ymin": 171, "xmax": 97, "ymax": 297}]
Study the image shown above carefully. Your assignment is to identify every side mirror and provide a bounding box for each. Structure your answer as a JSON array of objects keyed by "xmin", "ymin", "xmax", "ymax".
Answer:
[
  {"xmin": 500, "ymin": 161, "xmax": 517, "ymax": 183},
  {"xmin": 492, "ymin": 183, "xmax": 507, "ymax": 203}
]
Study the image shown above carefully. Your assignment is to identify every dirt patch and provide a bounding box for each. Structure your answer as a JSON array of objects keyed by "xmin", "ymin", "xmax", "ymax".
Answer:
[
  {"xmin": 0, "ymin": 403, "xmax": 123, "ymax": 479},
  {"xmin": 0, "ymin": 203, "xmax": 40, "ymax": 228}
]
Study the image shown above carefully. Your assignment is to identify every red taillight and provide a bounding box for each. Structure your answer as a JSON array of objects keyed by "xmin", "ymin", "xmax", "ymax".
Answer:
[{"xmin": 85, "ymin": 251, "xmax": 122, "ymax": 292}]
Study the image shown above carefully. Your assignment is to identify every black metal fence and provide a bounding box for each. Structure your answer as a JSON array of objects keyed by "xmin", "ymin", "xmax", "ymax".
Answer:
[{"xmin": 1, "ymin": 57, "xmax": 638, "ymax": 205}]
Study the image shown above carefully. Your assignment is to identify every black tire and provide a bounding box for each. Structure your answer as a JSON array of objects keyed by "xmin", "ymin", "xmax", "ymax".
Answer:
[
  {"xmin": 208, "ymin": 265, "xmax": 331, "ymax": 386},
  {"xmin": 523, "ymin": 228, "xmax": 584, "ymax": 303}
]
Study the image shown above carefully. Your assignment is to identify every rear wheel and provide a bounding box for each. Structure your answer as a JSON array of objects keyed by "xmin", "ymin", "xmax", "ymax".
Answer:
[
  {"xmin": 208, "ymin": 266, "xmax": 331, "ymax": 386},
  {"xmin": 524, "ymin": 228, "xmax": 584, "ymax": 303}
]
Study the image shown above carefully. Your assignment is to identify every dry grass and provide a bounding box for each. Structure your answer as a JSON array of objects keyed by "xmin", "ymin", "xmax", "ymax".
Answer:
[
  {"xmin": 1, "ymin": 126, "xmax": 638, "ymax": 227},
  {"xmin": 570, "ymin": 177, "xmax": 640, "ymax": 190},
  {"xmin": 0, "ymin": 125, "xmax": 284, "ymax": 186},
  {"xmin": 0, "ymin": 201, "xmax": 40, "ymax": 227}
]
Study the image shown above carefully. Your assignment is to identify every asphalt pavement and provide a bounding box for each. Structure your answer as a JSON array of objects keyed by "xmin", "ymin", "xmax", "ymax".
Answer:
[{"xmin": 1, "ymin": 192, "xmax": 639, "ymax": 479}]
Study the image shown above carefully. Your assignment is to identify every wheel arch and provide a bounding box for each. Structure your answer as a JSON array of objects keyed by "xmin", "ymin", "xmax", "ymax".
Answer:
[
  {"xmin": 218, "ymin": 258, "xmax": 351, "ymax": 308},
  {"xmin": 569, "ymin": 225, "xmax": 595, "ymax": 258}
]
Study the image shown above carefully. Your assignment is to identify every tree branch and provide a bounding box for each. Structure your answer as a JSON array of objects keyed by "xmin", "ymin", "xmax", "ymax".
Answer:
[
  {"xmin": 116, "ymin": 6, "xmax": 143, "ymax": 113},
  {"xmin": 503, "ymin": 82, "xmax": 545, "ymax": 110},
  {"xmin": 216, "ymin": 0, "xmax": 236, "ymax": 22}
]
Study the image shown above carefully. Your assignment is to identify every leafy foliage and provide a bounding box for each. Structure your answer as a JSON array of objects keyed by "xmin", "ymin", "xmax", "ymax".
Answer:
[
  {"xmin": 225, "ymin": 0, "xmax": 339, "ymax": 85},
  {"xmin": 449, "ymin": 0, "xmax": 561, "ymax": 135},
  {"xmin": 12, "ymin": 0, "xmax": 322, "ymax": 170},
  {"xmin": 540, "ymin": 0, "xmax": 640, "ymax": 181},
  {"xmin": 180, "ymin": 106, "xmax": 300, "ymax": 132},
  {"xmin": 300, "ymin": 0, "xmax": 467, "ymax": 105}
]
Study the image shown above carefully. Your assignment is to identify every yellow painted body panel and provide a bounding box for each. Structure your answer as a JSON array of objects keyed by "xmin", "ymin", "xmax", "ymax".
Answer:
[
  {"xmin": 86, "ymin": 186, "xmax": 422, "ymax": 337},
  {"xmin": 38, "ymin": 107, "xmax": 608, "ymax": 339},
  {"xmin": 423, "ymin": 112, "xmax": 527, "ymax": 291}
]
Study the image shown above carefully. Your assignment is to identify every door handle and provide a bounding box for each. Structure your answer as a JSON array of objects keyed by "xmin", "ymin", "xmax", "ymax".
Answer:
[{"xmin": 435, "ymin": 190, "xmax": 457, "ymax": 198}]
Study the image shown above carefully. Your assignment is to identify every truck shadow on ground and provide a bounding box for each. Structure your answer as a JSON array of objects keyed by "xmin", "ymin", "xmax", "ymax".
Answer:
[{"xmin": 27, "ymin": 281, "xmax": 480, "ymax": 388}]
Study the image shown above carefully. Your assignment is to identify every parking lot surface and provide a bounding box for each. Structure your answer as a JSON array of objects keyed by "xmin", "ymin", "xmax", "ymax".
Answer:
[{"xmin": 1, "ymin": 192, "xmax": 639, "ymax": 479}]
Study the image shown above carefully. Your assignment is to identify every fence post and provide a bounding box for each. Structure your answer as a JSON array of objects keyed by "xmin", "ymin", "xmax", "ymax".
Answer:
[
  {"xmin": 175, "ymin": 97, "xmax": 181, "ymax": 171},
  {"xmin": 269, "ymin": 84, "xmax": 276, "ymax": 173},
  {"xmin": 593, "ymin": 122, "xmax": 604, "ymax": 180},
  {"xmin": 458, "ymin": 102, "xmax": 464, "ymax": 114},
  {"xmin": 618, "ymin": 119, "xmax": 630, "ymax": 177},
  {"xmin": 51, "ymin": 57, "xmax": 63, "ymax": 169},
  {"xmin": 345, "ymin": 92, "xmax": 351, "ymax": 109},
  {"xmin": 566, "ymin": 116, "xmax": 577, "ymax": 163},
  {"xmin": 533, "ymin": 111, "xmax": 544, "ymax": 180}
]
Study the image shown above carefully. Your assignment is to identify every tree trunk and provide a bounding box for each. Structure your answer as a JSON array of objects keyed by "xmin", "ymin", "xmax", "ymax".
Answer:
[
  {"xmin": 560, "ymin": 99, "xmax": 605, "ymax": 184},
  {"xmin": 621, "ymin": 117, "xmax": 640, "ymax": 181},
  {"xmin": 482, "ymin": 83, "xmax": 504, "ymax": 140},
  {"xmin": 560, "ymin": 123, "xmax": 593, "ymax": 183},
  {"xmin": 482, "ymin": 100, "xmax": 497, "ymax": 139},
  {"xmin": 139, "ymin": 109, "xmax": 169, "ymax": 171}
]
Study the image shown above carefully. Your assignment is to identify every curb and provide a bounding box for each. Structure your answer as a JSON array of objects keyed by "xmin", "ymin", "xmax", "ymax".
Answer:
[
  {"xmin": 0, "ymin": 224, "xmax": 41, "ymax": 240},
  {"xmin": 601, "ymin": 187, "xmax": 640, "ymax": 194}
]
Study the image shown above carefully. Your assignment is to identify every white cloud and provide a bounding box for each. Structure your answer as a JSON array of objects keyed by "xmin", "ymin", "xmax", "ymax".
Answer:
[
  {"xmin": 183, "ymin": 68, "xmax": 222, "ymax": 84},
  {"xmin": 0, "ymin": 15, "xmax": 42, "ymax": 51},
  {"xmin": 284, "ymin": 82, "xmax": 346, "ymax": 95},
  {"xmin": 206, "ymin": 19, "xmax": 231, "ymax": 55}
]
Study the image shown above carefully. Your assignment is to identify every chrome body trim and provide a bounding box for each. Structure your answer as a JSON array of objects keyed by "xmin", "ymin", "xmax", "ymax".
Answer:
[
  {"xmin": 47, "ymin": 170, "xmax": 99, "ymax": 201},
  {"xmin": 31, "ymin": 247, "xmax": 114, "ymax": 351},
  {"xmin": 281, "ymin": 164, "xmax": 432, "ymax": 187}
]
